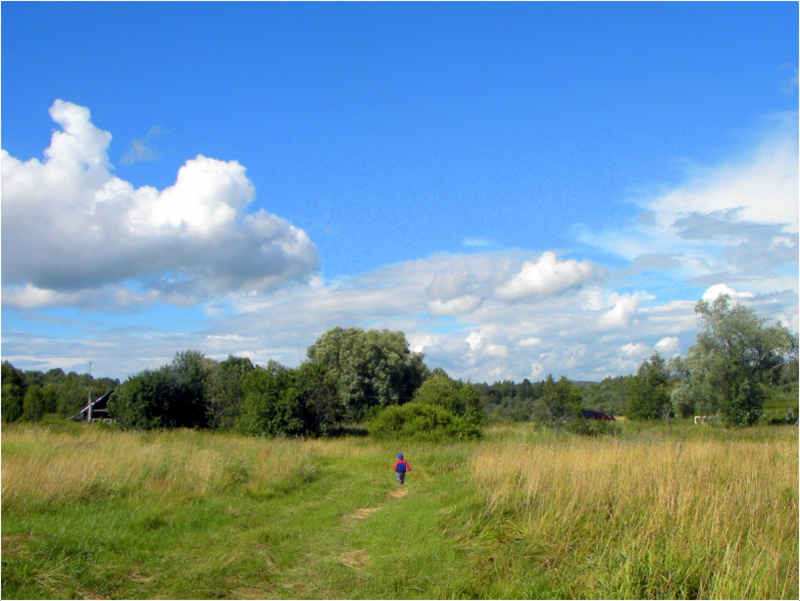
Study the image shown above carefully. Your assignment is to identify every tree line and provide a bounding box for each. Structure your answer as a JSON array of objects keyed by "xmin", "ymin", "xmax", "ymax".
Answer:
[
  {"xmin": 1, "ymin": 362, "xmax": 118, "ymax": 424},
  {"xmin": 2, "ymin": 295, "xmax": 796, "ymax": 433},
  {"xmin": 478, "ymin": 295, "xmax": 798, "ymax": 428},
  {"xmin": 2, "ymin": 327, "xmax": 483, "ymax": 441}
]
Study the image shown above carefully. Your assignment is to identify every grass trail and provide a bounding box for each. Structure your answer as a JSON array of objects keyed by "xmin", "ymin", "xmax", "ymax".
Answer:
[
  {"xmin": 2, "ymin": 423, "xmax": 797, "ymax": 599},
  {"xmin": 2, "ymin": 429, "xmax": 482, "ymax": 599}
]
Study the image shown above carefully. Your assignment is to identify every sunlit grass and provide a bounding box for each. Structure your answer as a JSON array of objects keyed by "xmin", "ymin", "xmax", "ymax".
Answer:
[
  {"xmin": 2, "ymin": 426, "xmax": 323, "ymax": 511},
  {"xmin": 2, "ymin": 421, "xmax": 797, "ymax": 599},
  {"xmin": 470, "ymin": 429, "xmax": 799, "ymax": 598}
]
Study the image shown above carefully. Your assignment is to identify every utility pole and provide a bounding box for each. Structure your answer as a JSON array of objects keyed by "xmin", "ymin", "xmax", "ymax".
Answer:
[{"xmin": 87, "ymin": 361, "xmax": 93, "ymax": 422}]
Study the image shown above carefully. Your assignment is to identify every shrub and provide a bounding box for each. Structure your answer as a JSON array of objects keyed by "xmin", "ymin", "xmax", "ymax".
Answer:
[
  {"xmin": 413, "ymin": 374, "xmax": 484, "ymax": 423},
  {"xmin": 367, "ymin": 402, "xmax": 481, "ymax": 442},
  {"xmin": 565, "ymin": 416, "xmax": 620, "ymax": 436}
]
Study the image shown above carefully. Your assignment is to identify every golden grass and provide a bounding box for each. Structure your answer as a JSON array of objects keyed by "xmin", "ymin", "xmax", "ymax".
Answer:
[
  {"xmin": 470, "ymin": 431, "xmax": 799, "ymax": 598},
  {"xmin": 3, "ymin": 423, "xmax": 796, "ymax": 598},
  {"xmin": 1, "ymin": 425, "xmax": 325, "ymax": 510}
]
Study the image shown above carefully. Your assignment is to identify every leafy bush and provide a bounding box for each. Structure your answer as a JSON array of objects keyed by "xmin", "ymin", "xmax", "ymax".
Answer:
[
  {"xmin": 565, "ymin": 417, "xmax": 620, "ymax": 436},
  {"xmin": 367, "ymin": 402, "xmax": 481, "ymax": 441},
  {"xmin": 413, "ymin": 374, "xmax": 484, "ymax": 423},
  {"xmin": 533, "ymin": 375, "xmax": 583, "ymax": 427},
  {"xmin": 110, "ymin": 368, "xmax": 180, "ymax": 430}
]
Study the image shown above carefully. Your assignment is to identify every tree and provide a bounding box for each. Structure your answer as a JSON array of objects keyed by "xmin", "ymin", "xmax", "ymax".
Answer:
[
  {"xmin": 412, "ymin": 373, "xmax": 484, "ymax": 423},
  {"xmin": 238, "ymin": 361, "xmax": 304, "ymax": 436},
  {"xmin": 41, "ymin": 384, "xmax": 59, "ymax": 414},
  {"xmin": 292, "ymin": 361, "xmax": 339, "ymax": 435},
  {"xmin": 109, "ymin": 368, "xmax": 179, "ymax": 430},
  {"xmin": 533, "ymin": 375, "xmax": 583, "ymax": 427},
  {"xmin": 306, "ymin": 327, "xmax": 428, "ymax": 421},
  {"xmin": 206, "ymin": 355, "xmax": 254, "ymax": 430},
  {"xmin": 22, "ymin": 384, "xmax": 47, "ymax": 423},
  {"xmin": 2, "ymin": 361, "xmax": 26, "ymax": 423},
  {"xmin": 675, "ymin": 295, "xmax": 798, "ymax": 427},
  {"xmin": 581, "ymin": 375, "xmax": 629, "ymax": 416},
  {"xmin": 626, "ymin": 353, "xmax": 671, "ymax": 420},
  {"xmin": 168, "ymin": 350, "xmax": 213, "ymax": 428},
  {"xmin": 56, "ymin": 372, "xmax": 92, "ymax": 418},
  {"xmin": 110, "ymin": 351, "xmax": 214, "ymax": 430}
]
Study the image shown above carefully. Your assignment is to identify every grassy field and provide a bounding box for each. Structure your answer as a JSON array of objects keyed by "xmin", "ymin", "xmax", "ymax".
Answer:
[{"xmin": 2, "ymin": 420, "xmax": 797, "ymax": 599}]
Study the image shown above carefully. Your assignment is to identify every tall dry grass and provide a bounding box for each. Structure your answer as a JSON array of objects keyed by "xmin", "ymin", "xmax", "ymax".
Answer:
[
  {"xmin": 470, "ymin": 432, "xmax": 799, "ymax": 598},
  {"xmin": 1, "ymin": 426, "xmax": 324, "ymax": 510}
]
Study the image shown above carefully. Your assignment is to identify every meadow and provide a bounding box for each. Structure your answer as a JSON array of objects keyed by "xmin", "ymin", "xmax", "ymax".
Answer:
[{"xmin": 2, "ymin": 420, "xmax": 797, "ymax": 599}]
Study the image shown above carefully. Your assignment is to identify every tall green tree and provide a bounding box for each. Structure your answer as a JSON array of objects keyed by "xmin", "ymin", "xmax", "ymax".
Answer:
[
  {"xmin": 168, "ymin": 350, "xmax": 213, "ymax": 428},
  {"xmin": 109, "ymin": 368, "xmax": 179, "ymax": 430},
  {"xmin": 110, "ymin": 350, "xmax": 211, "ymax": 430},
  {"xmin": 41, "ymin": 384, "xmax": 59, "ymax": 414},
  {"xmin": 306, "ymin": 327, "xmax": 428, "ymax": 421},
  {"xmin": 676, "ymin": 295, "xmax": 798, "ymax": 427},
  {"xmin": 56, "ymin": 372, "xmax": 92, "ymax": 418},
  {"xmin": 292, "ymin": 361, "xmax": 339, "ymax": 435},
  {"xmin": 581, "ymin": 375, "xmax": 629, "ymax": 416},
  {"xmin": 626, "ymin": 352, "xmax": 671, "ymax": 420},
  {"xmin": 533, "ymin": 375, "xmax": 583, "ymax": 427},
  {"xmin": 413, "ymin": 372, "xmax": 484, "ymax": 423},
  {"xmin": 206, "ymin": 355, "xmax": 254, "ymax": 430},
  {"xmin": 238, "ymin": 362, "xmax": 304, "ymax": 436},
  {"xmin": 2, "ymin": 361, "xmax": 27, "ymax": 423},
  {"xmin": 22, "ymin": 384, "xmax": 47, "ymax": 423}
]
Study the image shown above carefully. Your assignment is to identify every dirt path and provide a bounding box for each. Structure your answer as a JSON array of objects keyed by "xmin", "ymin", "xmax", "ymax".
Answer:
[{"xmin": 342, "ymin": 484, "xmax": 409, "ymax": 522}]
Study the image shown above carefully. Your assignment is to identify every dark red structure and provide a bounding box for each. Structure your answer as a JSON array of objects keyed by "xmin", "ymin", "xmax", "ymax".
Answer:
[{"xmin": 582, "ymin": 409, "xmax": 616, "ymax": 421}]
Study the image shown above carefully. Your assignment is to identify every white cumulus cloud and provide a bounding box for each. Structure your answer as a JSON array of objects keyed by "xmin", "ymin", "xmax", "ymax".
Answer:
[
  {"xmin": 701, "ymin": 284, "xmax": 756, "ymax": 303},
  {"xmin": 598, "ymin": 293, "xmax": 641, "ymax": 330},
  {"xmin": 495, "ymin": 251, "xmax": 604, "ymax": 302},
  {"xmin": 654, "ymin": 336, "xmax": 680, "ymax": 355},
  {"xmin": 1, "ymin": 101, "xmax": 318, "ymax": 309},
  {"xmin": 620, "ymin": 342, "xmax": 651, "ymax": 359}
]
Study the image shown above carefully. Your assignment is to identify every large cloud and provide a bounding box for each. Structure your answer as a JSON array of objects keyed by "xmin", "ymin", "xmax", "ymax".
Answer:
[
  {"xmin": 579, "ymin": 116, "xmax": 798, "ymax": 295},
  {"xmin": 1, "ymin": 101, "xmax": 319, "ymax": 309},
  {"xmin": 495, "ymin": 251, "xmax": 604, "ymax": 302}
]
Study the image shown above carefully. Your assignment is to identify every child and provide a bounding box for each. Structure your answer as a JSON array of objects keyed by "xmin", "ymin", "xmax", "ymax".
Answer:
[{"xmin": 394, "ymin": 453, "xmax": 411, "ymax": 484}]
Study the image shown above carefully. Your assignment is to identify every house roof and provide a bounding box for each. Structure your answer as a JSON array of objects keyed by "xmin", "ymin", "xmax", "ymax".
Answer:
[{"xmin": 77, "ymin": 390, "xmax": 114, "ymax": 415}]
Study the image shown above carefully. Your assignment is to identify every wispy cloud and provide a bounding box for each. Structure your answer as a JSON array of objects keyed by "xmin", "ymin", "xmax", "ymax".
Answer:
[
  {"xmin": 463, "ymin": 237, "xmax": 493, "ymax": 247},
  {"xmin": 120, "ymin": 125, "xmax": 165, "ymax": 166},
  {"xmin": 579, "ymin": 115, "xmax": 798, "ymax": 298},
  {"xmin": 780, "ymin": 63, "xmax": 799, "ymax": 96}
]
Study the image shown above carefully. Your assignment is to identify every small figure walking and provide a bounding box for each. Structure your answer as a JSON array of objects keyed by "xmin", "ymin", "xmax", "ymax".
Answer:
[{"xmin": 394, "ymin": 453, "xmax": 411, "ymax": 484}]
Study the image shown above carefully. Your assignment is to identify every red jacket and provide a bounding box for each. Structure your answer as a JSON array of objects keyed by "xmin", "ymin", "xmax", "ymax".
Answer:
[{"xmin": 394, "ymin": 459, "xmax": 411, "ymax": 473}]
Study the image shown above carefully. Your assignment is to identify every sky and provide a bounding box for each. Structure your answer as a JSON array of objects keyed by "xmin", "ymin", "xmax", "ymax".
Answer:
[{"xmin": 2, "ymin": 2, "xmax": 798, "ymax": 383}]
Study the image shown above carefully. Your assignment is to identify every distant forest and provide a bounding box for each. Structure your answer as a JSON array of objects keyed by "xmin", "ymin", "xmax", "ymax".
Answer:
[
  {"xmin": 2, "ymin": 295, "xmax": 797, "ymax": 431},
  {"xmin": 476, "ymin": 376, "xmax": 630, "ymax": 422}
]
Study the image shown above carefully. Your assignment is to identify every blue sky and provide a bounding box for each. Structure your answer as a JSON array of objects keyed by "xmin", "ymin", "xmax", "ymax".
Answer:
[{"xmin": 2, "ymin": 2, "xmax": 797, "ymax": 382}]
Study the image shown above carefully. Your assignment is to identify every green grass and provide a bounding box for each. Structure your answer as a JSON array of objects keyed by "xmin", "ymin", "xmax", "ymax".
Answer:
[{"xmin": 2, "ymin": 420, "xmax": 798, "ymax": 599}]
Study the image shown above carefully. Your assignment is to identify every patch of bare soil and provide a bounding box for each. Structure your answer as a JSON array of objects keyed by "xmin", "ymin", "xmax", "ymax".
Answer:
[
  {"xmin": 342, "ymin": 506, "xmax": 381, "ymax": 521},
  {"xmin": 1, "ymin": 533, "xmax": 32, "ymax": 557},
  {"xmin": 340, "ymin": 548, "xmax": 371, "ymax": 570},
  {"xmin": 386, "ymin": 487, "xmax": 408, "ymax": 501}
]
